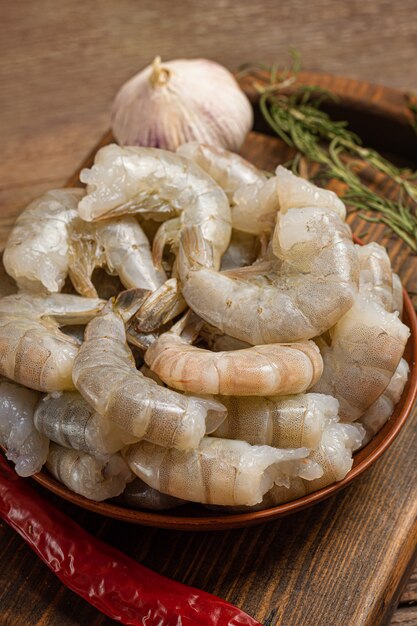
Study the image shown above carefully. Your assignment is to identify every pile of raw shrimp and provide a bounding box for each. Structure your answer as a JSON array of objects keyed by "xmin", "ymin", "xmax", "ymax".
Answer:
[{"xmin": 0, "ymin": 142, "xmax": 410, "ymax": 512}]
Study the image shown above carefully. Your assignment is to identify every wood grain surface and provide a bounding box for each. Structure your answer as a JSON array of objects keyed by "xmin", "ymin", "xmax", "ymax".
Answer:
[{"xmin": 1, "ymin": 2, "xmax": 417, "ymax": 625}]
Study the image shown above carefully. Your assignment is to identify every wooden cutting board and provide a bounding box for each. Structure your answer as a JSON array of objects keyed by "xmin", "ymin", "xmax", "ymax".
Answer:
[{"xmin": 1, "ymin": 73, "xmax": 417, "ymax": 626}]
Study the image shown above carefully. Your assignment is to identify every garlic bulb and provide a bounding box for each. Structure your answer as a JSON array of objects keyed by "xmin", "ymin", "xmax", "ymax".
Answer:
[{"xmin": 111, "ymin": 56, "xmax": 253, "ymax": 151}]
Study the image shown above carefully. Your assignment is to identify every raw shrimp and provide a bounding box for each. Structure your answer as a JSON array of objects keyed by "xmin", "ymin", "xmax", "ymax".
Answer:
[
  {"xmin": 77, "ymin": 144, "xmax": 232, "ymax": 270},
  {"xmin": 312, "ymin": 245, "xmax": 410, "ymax": 421},
  {"xmin": 34, "ymin": 391, "xmax": 137, "ymax": 459},
  {"xmin": 177, "ymin": 143, "xmax": 342, "ymax": 236},
  {"xmin": 0, "ymin": 293, "xmax": 103, "ymax": 392},
  {"xmin": 144, "ymin": 314, "xmax": 323, "ymax": 396},
  {"xmin": 360, "ymin": 358, "xmax": 409, "ymax": 444},
  {"xmin": 3, "ymin": 188, "xmax": 164, "ymax": 297},
  {"xmin": 69, "ymin": 216, "xmax": 166, "ymax": 296},
  {"xmin": 123, "ymin": 436, "xmax": 318, "ymax": 507},
  {"xmin": 72, "ymin": 292, "xmax": 227, "ymax": 451},
  {"xmin": 260, "ymin": 422, "xmax": 364, "ymax": 507},
  {"xmin": 213, "ymin": 394, "xmax": 338, "ymax": 449},
  {"xmin": 176, "ymin": 142, "xmax": 276, "ymax": 235},
  {"xmin": 3, "ymin": 189, "xmax": 83, "ymax": 293},
  {"xmin": 0, "ymin": 379, "xmax": 48, "ymax": 476},
  {"xmin": 118, "ymin": 477, "xmax": 186, "ymax": 510},
  {"xmin": 46, "ymin": 443, "xmax": 133, "ymax": 501},
  {"xmin": 178, "ymin": 167, "xmax": 358, "ymax": 344}
]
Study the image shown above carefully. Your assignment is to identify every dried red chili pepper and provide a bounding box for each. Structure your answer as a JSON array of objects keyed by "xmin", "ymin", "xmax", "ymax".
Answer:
[{"xmin": 0, "ymin": 454, "xmax": 261, "ymax": 626}]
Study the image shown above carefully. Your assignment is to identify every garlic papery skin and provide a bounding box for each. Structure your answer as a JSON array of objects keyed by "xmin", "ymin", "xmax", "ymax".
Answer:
[{"xmin": 111, "ymin": 57, "xmax": 253, "ymax": 152}]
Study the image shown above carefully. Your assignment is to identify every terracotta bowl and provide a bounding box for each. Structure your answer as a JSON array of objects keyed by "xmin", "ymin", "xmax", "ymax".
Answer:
[
  {"xmin": 8, "ymin": 71, "xmax": 417, "ymax": 531},
  {"xmin": 29, "ymin": 282, "xmax": 417, "ymax": 531}
]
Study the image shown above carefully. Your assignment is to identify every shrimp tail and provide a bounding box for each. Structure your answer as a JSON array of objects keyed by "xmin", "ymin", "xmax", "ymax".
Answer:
[
  {"xmin": 113, "ymin": 288, "xmax": 152, "ymax": 323},
  {"xmin": 132, "ymin": 278, "xmax": 187, "ymax": 332},
  {"xmin": 152, "ymin": 217, "xmax": 181, "ymax": 270},
  {"xmin": 126, "ymin": 326, "xmax": 160, "ymax": 351},
  {"xmin": 179, "ymin": 225, "xmax": 214, "ymax": 272},
  {"xmin": 68, "ymin": 236, "xmax": 101, "ymax": 298},
  {"xmin": 170, "ymin": 309, "xmax": 204, "ymax": 344}
]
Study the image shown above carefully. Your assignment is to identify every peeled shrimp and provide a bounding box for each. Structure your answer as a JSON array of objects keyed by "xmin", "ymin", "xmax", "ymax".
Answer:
[
  {"xmin": 212, "ymin": 156, "xmax": 346, "ymax": 236},
  {"xmin": 0, "ymin": 293, "xmax": 103, "ymax": 392},
  {"xmin": 124, "ymin": 436, "xmax": 316, "ymax": 507},
  {"xmin": 177, "ymin": 143, "xmax": 343, "ymax": 235},
  {"xmin": 312, "ymin": 244, "xmax": 410, "ymax": 421},
  {"xmin": 360, "ymin": 358, "xmax": 409, "ymax": 444},
  {"xmin": 178, "ymin": 167, "xmax": 358, "ymax": 344},
  {"xmin": 46, "ymin": 443, "xmax": 133, "ymax": 501},
  {"xmin": 260, "ymin": 422, "xmax": 364, "ymax": 507},
  {"xmin": 145, "ymin": 314, "xmax": 323, "ymax": 396},
  {"xmin": 72, "ymin": 292, "xmax": 226, "ymax": 450},
  {"xmin": 118, "ymin": 477, "xmax": 185, "ymax": 510},
  {"xmin": 3, "ymin": 188, "xmax": 164, "ymax": 297},
  {"xmin": 0, "ymin": 379, "xmax": 48, "ymax": 476},
  {"xmin": 77, "ymin": 144, "xmax": 232, "ymax": 270},
  {"xmin": 69, "ymin": 216, "xmax": 166, "ymax": 296},
  {"xmin": 3, "ymin": 189, "xmax": 83, "ymax": 293},
  {"xmin": 34, "ymin": 391, "xmax": 136, "ymax": 459},
  {"xmin": 213, "ymin": 394, "xmax": 338, "ymax": 449}
]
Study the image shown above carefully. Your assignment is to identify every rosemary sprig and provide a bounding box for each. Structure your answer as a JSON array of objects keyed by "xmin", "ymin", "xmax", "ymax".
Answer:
[{"xmin": 255, "ymin": 75, "xmax": 417, "ymax": 253}]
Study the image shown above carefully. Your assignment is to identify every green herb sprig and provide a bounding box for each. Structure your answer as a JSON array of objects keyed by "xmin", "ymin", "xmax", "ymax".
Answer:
[{"xmin": 244, "ymin": 63, "xmax": 417, "ymax": 253}]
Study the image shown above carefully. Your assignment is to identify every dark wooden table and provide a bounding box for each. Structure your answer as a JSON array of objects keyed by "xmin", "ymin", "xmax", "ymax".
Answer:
[{"xmin": 1, "ymin": 2, "xmax": 417, "ymax": 624}]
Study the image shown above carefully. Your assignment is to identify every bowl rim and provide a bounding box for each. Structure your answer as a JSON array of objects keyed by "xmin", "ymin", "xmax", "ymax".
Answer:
[{"xmin": 28, "ymin": 272, "xmax": 417, "ymax": 531}]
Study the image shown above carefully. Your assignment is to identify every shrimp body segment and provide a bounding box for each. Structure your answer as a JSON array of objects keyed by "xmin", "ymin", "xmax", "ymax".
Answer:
[
  {"xmin": 72, "ymin": 298, "xmax": 227, "ymax": 451},
  {"xmin": 262, "ymin": 422, "xmax": 364, "ymax": 506},
  {"xmin": 0, "ymin": 379, "xmax": 48, "ymax": 477},
  {"xmin": 213, "ymin": 393, "xmax": 338, "ymax": 449},
  {"xmin": 0, "ymin": 294, "xmax": 104, "ymax": 392},
  {"xmin": 34, "ymin": 391, "xmax": 136, "ymax": 459},
  {"xmin": 356, "ymin": 242, "xmax": 394, "ymax": 311},
  {"xmin": 179, "ymin": 168, "xmax": 358, "ymax": 345},
  {"xmin": 359, "ymin": 358, "xmax": 409, "ymax": 444},
  {"xmin": 124, "ymin": 436, "xmax": 313, "ymax": 507},
  {"xmin": 78, "ymin": 144, "xmax": 232, "ymax": 270},
  {"xmin": 145, "ymin": 330, "xmax": 323, "ymax": 396},
  {"xmin": 46, "ymin": 443, "xmax": 133, "ymax": 501}
]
